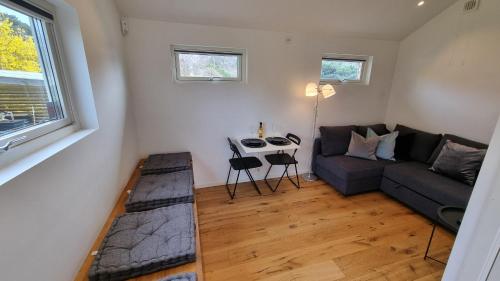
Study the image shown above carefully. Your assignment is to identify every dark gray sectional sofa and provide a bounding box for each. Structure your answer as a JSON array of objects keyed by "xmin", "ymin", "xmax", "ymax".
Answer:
[{"xmin": 312, "ymin": 124, "xmax": 488, "ymax": 220}]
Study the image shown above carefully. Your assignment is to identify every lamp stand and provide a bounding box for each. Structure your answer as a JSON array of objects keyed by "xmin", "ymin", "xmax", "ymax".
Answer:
[{"xmin": 303, "ymin": 93, "xmax": 320, "ymax": 182}]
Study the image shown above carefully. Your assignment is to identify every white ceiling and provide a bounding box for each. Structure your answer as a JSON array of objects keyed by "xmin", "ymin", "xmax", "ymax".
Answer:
[{"xmin": 115, "ymin": 0, "xmax": 458, "ymax": 41}]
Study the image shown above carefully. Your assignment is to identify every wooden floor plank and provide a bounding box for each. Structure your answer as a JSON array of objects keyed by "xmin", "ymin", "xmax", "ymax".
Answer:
[
  {"xmin": 76, "ymin": 172, "xmax": 454, "ymax": 281},
  {"xmin": 196, "ymin": 179, "xmax": 454, "ymax": 281}
]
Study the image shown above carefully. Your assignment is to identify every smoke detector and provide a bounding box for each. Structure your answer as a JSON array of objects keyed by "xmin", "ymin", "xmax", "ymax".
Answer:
[{"xmin": 463, "ymin": 0, "xmax": 480, "ymax": 14}]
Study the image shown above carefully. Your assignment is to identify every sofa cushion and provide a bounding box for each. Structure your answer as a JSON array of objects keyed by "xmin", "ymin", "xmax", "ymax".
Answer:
[
  {"xmin": 357, "ymin": 124, "xmax": 389, "ymax": 137},
  {"xmin": 410, "ymin": 133, "xmax": 442, "ymax": 163},
  {"xmin": 381, "ymin": 177, "xmax": 442, "ymax": 220},
  {"xmin": 383, "ymin": 161, "xmax": 472, "ymax": 207},
  {"xmin": 394, "ymin": 124, "xmax": 442, "ymax": 163},
  {"xmin": 125, "ymin": 170, "xmax": 194, "ymax": 213},
  {"xmin": 367, "ymin": 128, "xmax": 398, "ymax": 160},
  {"xmin": 345, "ymin": 131, "xmax": 380, "ymax": 160},
  {"xmin": 428, "ymin": 134, "xmax": 488, "ymax": 164},
  {"xmin": 430, "ymin": 140, "xmax": 487, "ymax": 186},
  {"xmin": 320, "ymin": 125, "xmax": 358, "ymax": 156},
  {"xmin": 394, "ymin": 124, "xmax": 423, "ymax": 136},
  {"xmin": 142, "ymin": 152, "xmax": 192, "ymax": 175},
  {"xmin": 394, "ymin": 133, "xmax": 415, "ymax": 161},
  {"xmin": 316, "ymin": 155, "xmax": 394, "ymax": 181},
  {"xmin": 88, "ymin": 204, "xmax": 196, "ymax": 281}
]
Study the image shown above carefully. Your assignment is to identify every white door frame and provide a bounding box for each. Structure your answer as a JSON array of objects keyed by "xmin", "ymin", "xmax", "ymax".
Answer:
[{"xmin": 482, "ymin": 229, "xmax": 500, "ymax": 280}]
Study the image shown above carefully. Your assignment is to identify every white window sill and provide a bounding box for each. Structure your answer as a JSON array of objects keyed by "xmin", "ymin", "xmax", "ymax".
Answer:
[{"xmin": 0, "ymin": 127, "xmax": 96, "ymax": 187}]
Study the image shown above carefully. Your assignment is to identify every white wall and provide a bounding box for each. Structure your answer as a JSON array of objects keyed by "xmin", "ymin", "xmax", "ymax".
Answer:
[
  {"xmin": 0, "ymin": 0, "xmax": 139, "ymax": 280},
  {"xmin": 385, "ymin": 0, "xmax": 500, "ymax": 143},
  {"xmin": 443, "ymin": 115, "xmax": 500, "ymax": 281},
  {"xmin": 125, "ymin": 19, "xmax": 399, "ymax": 187}
]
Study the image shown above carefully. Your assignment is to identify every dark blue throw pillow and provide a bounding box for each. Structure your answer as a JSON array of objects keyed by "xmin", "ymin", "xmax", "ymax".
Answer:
[
  {"xmin": 320, "ymin": 125, "xmax": 358, "ymax": 156},
  {"xmin": 395, "ymin": 133, "xmax": 415, "ymax": 161},
  {"xmin": 394, "ymin": 124, "xmax": 442, "ymax": 163}
]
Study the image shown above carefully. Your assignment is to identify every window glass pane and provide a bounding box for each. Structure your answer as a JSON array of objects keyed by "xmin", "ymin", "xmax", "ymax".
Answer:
[
  {"xmin": 177, "ymin": 52, "xmax": 240, "ymax": 79},
  {"xmin": 0, "ymin": 3, "xmax": 65, "ymax": 138},
  {"xmin": 321, "ymin": 59, "xmax": 364, "ymax": 81}
]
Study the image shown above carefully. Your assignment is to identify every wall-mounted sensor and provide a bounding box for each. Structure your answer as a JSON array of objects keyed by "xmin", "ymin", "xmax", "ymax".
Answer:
[{"xmin": 121, "ymin": 16, "xmax": 129, "ymax": 36}]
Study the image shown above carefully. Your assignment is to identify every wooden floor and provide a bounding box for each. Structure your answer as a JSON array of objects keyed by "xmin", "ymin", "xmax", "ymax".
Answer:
[{"xmin": 196, "ymin": 179, "xmax": 454, "ymax": 281}]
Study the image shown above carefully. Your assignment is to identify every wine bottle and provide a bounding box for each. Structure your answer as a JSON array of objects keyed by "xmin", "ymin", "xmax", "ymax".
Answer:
[{"xmin": 258, "ymin": 122, "xmax": 264, "ymax": 139}]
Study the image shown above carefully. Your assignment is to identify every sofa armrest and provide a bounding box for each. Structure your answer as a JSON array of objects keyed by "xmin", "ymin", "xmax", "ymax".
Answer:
[{"xmin": 312, "ymin": 138, "xmax": 322, "ymax": 172}]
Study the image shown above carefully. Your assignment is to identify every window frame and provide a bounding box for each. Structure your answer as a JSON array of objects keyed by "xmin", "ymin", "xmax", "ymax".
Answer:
[
  {"xmin": 171, "ymin": 45, "xmax": 246, "ymax": 82},
  {"xmin": 0, "ymin": 0, "xmax": 75, "ymax": 150},
  {"xmin": 320, "ymin": 54, "xmax": 373, "ymax": 85}
]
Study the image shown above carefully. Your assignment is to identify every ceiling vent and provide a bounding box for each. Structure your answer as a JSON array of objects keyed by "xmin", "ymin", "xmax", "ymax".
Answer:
[{"xmin": 463, "ymin": 0, "xmax": 480, "ymax": 13}]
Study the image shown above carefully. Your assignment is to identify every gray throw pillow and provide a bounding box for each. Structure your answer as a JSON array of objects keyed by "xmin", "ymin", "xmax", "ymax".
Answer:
[
  {"xmin": 430, "ymin": 140, "xmax": 487, "ymax": 186},
  {"xmin": 367, "ymin": 128, "xmax": 399, "ymax": 160},
  {"xmin": 345, "ymin": 131, "xmax": 380, "ymax": 161}
]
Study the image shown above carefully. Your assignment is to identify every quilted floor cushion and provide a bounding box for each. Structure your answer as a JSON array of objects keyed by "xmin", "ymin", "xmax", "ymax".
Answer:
[
  {"xmin": 88, "ymin": 204, "xmax": 196, "ymax": 281},
  {"xmin": 158, "ymin": 272, "xmax": 197, "ymax": 281},
  {"xmin": 142, "ymin": 152, "xmax": 192, "ymax": 175},
  {"xmin": 126, "ymin": 170, "xmax": 194, "ymax": 213}
]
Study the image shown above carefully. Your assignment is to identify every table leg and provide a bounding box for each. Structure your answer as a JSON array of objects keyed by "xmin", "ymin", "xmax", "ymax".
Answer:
[
  {"xmin": 424, "ymin": 223, "xmax": 448, "ymax": 265},
  {"xmin": 424, "ymin": 223, "xmax": 437, "ymax": 260}
]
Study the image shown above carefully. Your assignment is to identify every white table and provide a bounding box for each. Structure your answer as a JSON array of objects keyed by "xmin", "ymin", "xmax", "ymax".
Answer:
[
  {"xmin": 234, "ymin": 137, "xmax": 302, "ymax": 192},
  {"xmin": 235, "ymin": 137, "xmax": 300, "ymax": 154}
]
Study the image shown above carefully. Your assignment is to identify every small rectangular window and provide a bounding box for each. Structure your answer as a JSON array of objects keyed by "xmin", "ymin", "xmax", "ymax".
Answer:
[
  {"xmin": 0, "ymin": 0, "xmax": 72, "ymax": 147},
  {"xmin": 172, "ymin": 46, "xmax": 245, "ymax": 82},
  {"xmin": 320, "ymin": 54, "xmax": 372, "ymax": 85}
]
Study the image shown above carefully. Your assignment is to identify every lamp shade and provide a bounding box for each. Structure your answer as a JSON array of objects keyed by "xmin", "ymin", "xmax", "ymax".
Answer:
[
  {"xmin": 321, "ymin": 84, "xmax": 336, "ymax": 98},
  {"xmin": 305, "ymin": 83, "xmax": 318, "ymax": 97}
]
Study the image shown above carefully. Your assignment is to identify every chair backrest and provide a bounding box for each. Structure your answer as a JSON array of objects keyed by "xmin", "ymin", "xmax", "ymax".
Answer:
[
  {"xmin": 286, "ymin": 133, "xmax": 301, "ymax": 145},
  {"xmin": 227, "ymin": 138, "xmax": 242, "ymax": 158},
  {"xmin": 285, "ymin": 133, "xmax": 301, "ymax": 158}
]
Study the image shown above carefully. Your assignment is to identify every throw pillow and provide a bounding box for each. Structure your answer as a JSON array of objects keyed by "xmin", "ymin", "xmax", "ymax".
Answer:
[
  {"xmin": 410, "ymin": 132, "xmax": 442, "ymax": 163},
  {"xmin": 367, "ymin": 128, "xmax": 399, "ymax": 160},
  {"xmin": 427, "ymin": 134, "xmax": 488, "ymax": 165},
  {"xmin": 357, "ymin": 124, "xmax": 390, "ymax": 137},
  {"xmin": 320, "ymin": 125, "xmax": 358, "ymax": 156},
  {"xmin": 430, "ymin": 140, "xmax": 487, "ymax": 186},
  {"xmin": 345, "ymin": 131, "xmax": 380, "ymax": 161},
  {"xmin": 393, "ymin": 124, "xmax": 442, "ymax": 163},
  {"xmin": 394, "ymin": 133, "xmax": 415, "ymax": 161}
]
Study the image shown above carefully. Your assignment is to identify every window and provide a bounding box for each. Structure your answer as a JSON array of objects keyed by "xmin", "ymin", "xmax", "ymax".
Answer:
[
  {"xmin": 320, "ymin": 54, "xmax": 372, "ymax": 85},
  {"xmin": 172, "ymin": 45, "xmax": 245, "ymax": 82},
  {"xmin": 0, "ymin": 0, "xmax": 72, "ymax": 149}
]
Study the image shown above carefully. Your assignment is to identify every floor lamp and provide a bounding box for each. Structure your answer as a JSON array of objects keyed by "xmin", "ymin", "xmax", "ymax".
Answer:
[{"xmin": 303, "ymin": 82, "xmax": 336, "ymax": 181}]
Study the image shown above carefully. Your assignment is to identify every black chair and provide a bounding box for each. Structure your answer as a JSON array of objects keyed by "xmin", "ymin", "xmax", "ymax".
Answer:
[
  {"xmin": 225, "ymin": 138, "xmax": 263, "ymax": 199},
  {"xmin": 264, "ymin": 133, "xmax": 301, "ymax": 192}
]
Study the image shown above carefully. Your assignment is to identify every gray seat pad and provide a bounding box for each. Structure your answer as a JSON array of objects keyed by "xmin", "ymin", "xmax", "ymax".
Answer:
[
  {"xmin": 88, "ymin": 204, "xmax": 196, "ymax": 281},
  {"xmin": 126, "ymin": 170, "xmax": 194, "ymax": 212},
  {"xmin": 158, "ymin": 272, "xmax": 197, "ymax": 281},
  {"xmin": 316, "ymin": 155, "xmax": 396, "ymax": 180},
  {"xmin": 142, "ymin": 152, "xmax": 192, "ymax": 175},
  {"xmin": 383, "ymin": 161, "xmax": 472, "ymax": 206}
]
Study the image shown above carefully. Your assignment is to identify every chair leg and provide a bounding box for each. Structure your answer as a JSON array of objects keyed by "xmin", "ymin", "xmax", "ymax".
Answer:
[
  {"xmin": 225, "ymin": 167, "xmax": 240, "ymax": 200},
  {"xmin": 225, "ymin": 166, "xmax": 232, "ymax": 186},
  {"xmin": 285, "ymin": 163, "xmax": 301, "ymax": 189},
  {"xmin": 294, "ymin": 163, "xmax": 300, "ymax": 189},
  {"xmin": 264, "ymin": 165, "xmax": 275, "ymax": 192},
  {"xmin": 265, "ymin": 166, "xmax": 287, "ymax": 193},
  {"xmin": 244, "ymin": 168, "xmax": 262, "ymax": 195}
]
